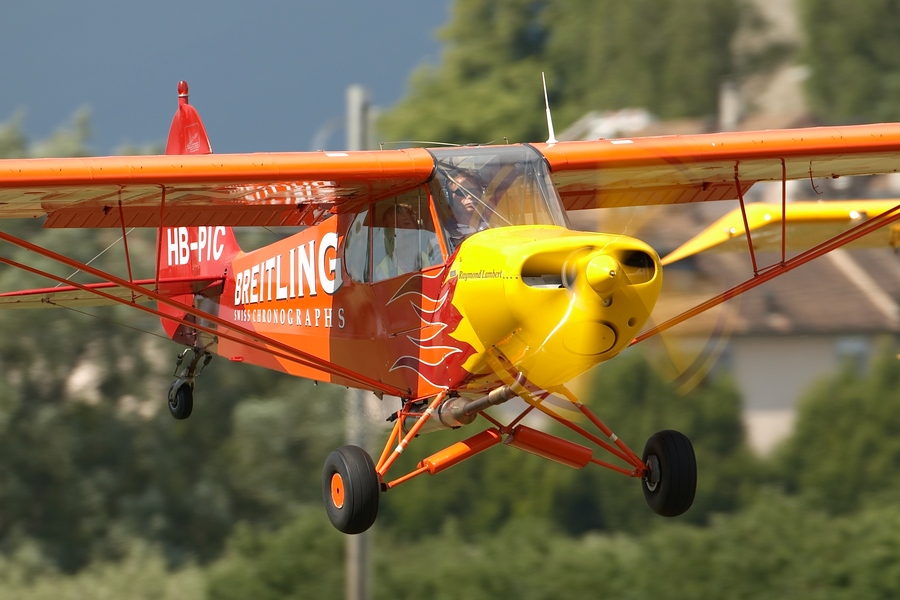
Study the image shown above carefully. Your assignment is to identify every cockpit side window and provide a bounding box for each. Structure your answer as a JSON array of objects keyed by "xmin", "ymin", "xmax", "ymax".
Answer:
[
  {"xmin": 344, "ymin": 207, "xmax": 370, "ymax": 283},
  {"xmin": 344, "ymin": 187, "xmax": 443, "ymax": 284},
  {"xmin": 373, "ymin": 190, "xmax": 442, "ymax": 282}
]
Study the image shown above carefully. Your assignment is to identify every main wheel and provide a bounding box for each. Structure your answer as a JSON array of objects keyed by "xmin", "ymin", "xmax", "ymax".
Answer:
[
  {"xmin": 322, "ymin": 445, "xmax": 380, "ymax": 534},
  {"xmin": 167, "ymin": 381, "xmax": 193, "ymax": 420},
  {"xmin": 642, "ymin": 430, "xmax": 696, "ymax": 517}
]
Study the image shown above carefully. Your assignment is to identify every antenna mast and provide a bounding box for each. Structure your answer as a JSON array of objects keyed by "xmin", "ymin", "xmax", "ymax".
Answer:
[{"xmin": 543, "ymin": 73, "xmax": 558, "ymax": 144}]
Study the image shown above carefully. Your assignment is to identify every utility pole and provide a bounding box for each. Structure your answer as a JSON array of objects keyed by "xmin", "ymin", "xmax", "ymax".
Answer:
[
  {"xmin": 347, "ymin": 85, "xmax": 370, "ymax": 153},
  {"xmin": 344, "ymin": 84, "xmax": 371, "ymax": 600}
]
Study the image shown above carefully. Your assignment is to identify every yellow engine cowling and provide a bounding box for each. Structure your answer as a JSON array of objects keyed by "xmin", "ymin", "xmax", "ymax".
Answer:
[{"xmin": 449, "ymin": 226, "xmax": 662, "ymax": 389}]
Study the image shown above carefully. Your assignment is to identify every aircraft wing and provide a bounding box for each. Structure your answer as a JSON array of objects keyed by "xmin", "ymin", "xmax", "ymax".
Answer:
[
  {"xmin": 535, "ymin": 123, "xmax": 900, "ymax": 210},
  {"xmin": 0, "ymin": 150, "xmax": 435, "ymax": 228},
  {"xmin": 660, "ymin": 199, "xmax": 900, "ymax": 265},
  {"xmin": 1, "ymin": 122, "xmax": 900, "ymax": 229}
]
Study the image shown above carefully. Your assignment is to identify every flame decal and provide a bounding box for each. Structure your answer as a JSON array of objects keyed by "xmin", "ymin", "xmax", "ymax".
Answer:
[
  {"xmin": 410, "ymin": 295, "xmax": 450, "ymax": 342},
  {"xmin": 383, "ymin": 269, "xmax": 475, "ymax": 392},
  {"xmin": 386, "ymin": 271, "xmax": 445, "ymax": 308}
]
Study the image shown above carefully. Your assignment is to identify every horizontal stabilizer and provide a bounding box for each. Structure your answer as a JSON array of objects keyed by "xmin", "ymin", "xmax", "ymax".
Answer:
[
  {"xmin": 661, "ymin": 199, "xmax": 900, "ymax": 265},
  {"xmin": 0, "ymin": 276, "xmax": 223, "ymax": 309}
]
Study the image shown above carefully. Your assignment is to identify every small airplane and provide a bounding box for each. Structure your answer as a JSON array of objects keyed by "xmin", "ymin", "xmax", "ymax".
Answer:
[{"xmin": 1, "ymin": 80, "xmax": 899, "ymax": 534}]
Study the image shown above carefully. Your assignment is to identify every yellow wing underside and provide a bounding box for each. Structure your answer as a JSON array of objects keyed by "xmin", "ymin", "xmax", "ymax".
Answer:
[{"xmin": 661, "ymin": 199, "xmax": 900, "ymax": 265}]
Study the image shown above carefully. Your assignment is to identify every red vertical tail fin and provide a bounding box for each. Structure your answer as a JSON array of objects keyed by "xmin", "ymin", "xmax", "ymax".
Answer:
[
  {"xmin": 166, "ymin": 80, "xmax": 213, "ymax": 155},
  {"xmin": 158, "ymin": 81, "xmax": 240, "ymax": 343}
]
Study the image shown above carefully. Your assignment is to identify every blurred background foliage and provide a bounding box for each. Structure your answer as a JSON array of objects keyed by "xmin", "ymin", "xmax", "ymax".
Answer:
[{"xmin": 2, "ymin": 0, "xmax": 900, "ymax": 597}]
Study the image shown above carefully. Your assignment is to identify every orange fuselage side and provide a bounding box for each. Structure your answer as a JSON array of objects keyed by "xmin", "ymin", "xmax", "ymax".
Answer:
[{"xmin": 215, "ymin": 217, "xmax": 469, "ymax": 397}]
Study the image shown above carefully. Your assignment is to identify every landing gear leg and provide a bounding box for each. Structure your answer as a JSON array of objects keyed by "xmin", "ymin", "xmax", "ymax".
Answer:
[{"xmin": 167, "ymin": 347, "xmax": 212, "ymax": 420}]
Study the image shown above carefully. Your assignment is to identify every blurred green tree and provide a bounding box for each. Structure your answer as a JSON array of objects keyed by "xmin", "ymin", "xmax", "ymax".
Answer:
[
  {"xmin": 379, "ymin": 0, "xmax": 550, "ymax": 145},
  {"xmin": 776, "ymin": 338, "xmax": 900, "ymax": 514},
  {"xmin": 801, "ymin": 0, "xmax": 900, "ymax": 123},
  {"xmin": 0, "ymin": 540, "xmax": 204, "ymax": 600},
  {"xmin": 544, "ymin": 0, "xmax": 740, "ymax": 125},
  {"xmin": 29, "ymin": 108, "xmax": 93, "ymax": 158},
  {"xmin": 205, "ymin": 510, "xmax": 343, "ymax": 600},
  {"xmin": 379, "ymin": 0, "xmax": 742, "ymax": 145},
  {"xmin": 0, "ymin": 113, "xmax": 28, "ymax": 158}
]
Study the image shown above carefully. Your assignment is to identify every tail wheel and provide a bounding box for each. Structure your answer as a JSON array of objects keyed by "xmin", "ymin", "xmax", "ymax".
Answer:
[
  {"xmin": 167, "ymin": 381, "xmax": 193, "ymax": 420},
  {"xmin": 642, "ymin": 430, "xmax": 696, "ymax": 517},
  {"xmin": 322, "ymin": 445, "xmax": 380, "ymax": 534}
]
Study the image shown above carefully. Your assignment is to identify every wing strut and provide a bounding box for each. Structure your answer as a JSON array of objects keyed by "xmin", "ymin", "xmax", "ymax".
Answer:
[
  {"xmin": 0, "ymin": 229, "xmax": 407, "ymax": 397},
  {"xmin": 116, "ymin": 194, "xmax": 136, "ymax": 296},
  {"xmin": 154, "ymin": 186, "xmax": 167, "ymax": 291},
  {"xmin": 734, "ymin": 164, "xmax": 759, "ymax": 274},
  {"xmin": 735, "ymin": 158, "xmax": 789, "ymax": 275},
  {"xmin": 780, "ymin": 159, "xmax": 787, "ymax": 263}
]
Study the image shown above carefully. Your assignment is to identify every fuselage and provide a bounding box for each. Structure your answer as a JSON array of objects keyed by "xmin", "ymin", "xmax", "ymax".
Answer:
[{"xmin": 179, "ymin": 145, "xmax": 663, "ymax": 399}]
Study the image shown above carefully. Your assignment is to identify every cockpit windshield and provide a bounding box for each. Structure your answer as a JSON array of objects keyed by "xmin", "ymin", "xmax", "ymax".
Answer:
[{"xmin": 428, "ymin": 145, "xmax": 570, "ymax": 252}]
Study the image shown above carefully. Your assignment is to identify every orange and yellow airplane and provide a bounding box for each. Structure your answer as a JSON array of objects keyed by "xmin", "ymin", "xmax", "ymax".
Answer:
[{"xmin": 0, "ymin": 81, "xmax": 899, "ymax": 534}]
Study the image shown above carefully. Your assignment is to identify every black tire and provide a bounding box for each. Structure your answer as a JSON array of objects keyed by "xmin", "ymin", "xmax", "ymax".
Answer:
[
  {"xmin": 168, "ymin": 381, "xmax": 193, "ymax": 420},
  {"xmin": 322, "ymin": 445, "xmax": 380, "ymax": 534},
  {"xmin": 642, "ymin": 430, "xmax": 696, "ymax": 517}
]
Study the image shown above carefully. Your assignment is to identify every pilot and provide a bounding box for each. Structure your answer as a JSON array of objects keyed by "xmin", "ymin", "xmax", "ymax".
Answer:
[
  {"xmin": 447, "ymin": 172, "xmax": 488, "ymax": 238},
  {"xmin": 375, "ymin": 203, "xmax": 439, "ymax": 280}
]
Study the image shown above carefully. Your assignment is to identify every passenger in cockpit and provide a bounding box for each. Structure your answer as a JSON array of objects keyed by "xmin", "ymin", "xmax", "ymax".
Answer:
[{"xmin": 374, "ymin": 203, "xmax": 440, "ymax": 281}]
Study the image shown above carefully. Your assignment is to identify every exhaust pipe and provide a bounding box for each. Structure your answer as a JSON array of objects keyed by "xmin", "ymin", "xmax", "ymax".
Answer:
[
  {"xmin": 402, "ymin": 373, "xmax": 528, "ymax": 434},
  {"xmin": 460, "ymin": 372, "xmax": 527, "ymax": 416}
]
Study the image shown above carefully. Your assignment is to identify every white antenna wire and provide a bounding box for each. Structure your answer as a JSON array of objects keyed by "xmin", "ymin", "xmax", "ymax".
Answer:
[{"xmin": 542, "ymin": 72, "xmax": 558, "ymax": 144}]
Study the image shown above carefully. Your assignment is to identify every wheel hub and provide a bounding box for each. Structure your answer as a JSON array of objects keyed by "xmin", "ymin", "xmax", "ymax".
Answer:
[
  {"xmin": 644, "ymin": 455, "xmax": 661, "ymax": 492},
  {"xmin": 330, "ymin": 473, "xmax": 345, "ymax": 509}
]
